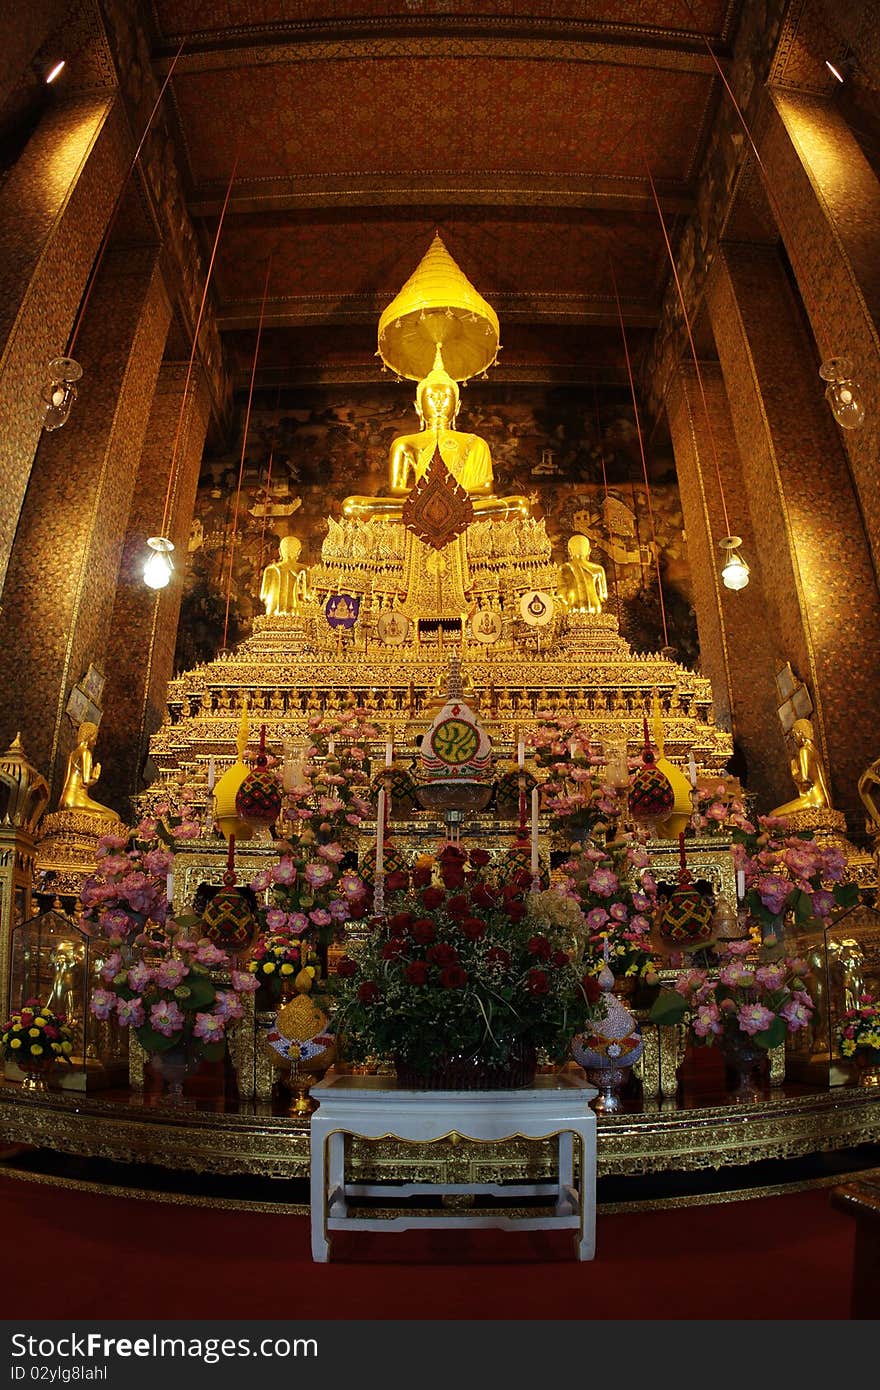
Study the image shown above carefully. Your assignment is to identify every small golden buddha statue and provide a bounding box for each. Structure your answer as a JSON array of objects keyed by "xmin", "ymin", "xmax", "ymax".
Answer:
[
  {"xmin": 58, "ymin": 722, "xmax": 118, "ymax": 821},
  {"xmin": 342, "ymin": 348, "xmax": 529, "ymax": 523},
  {"xmin": 857, "ymin": 753, "xmax": 880, "ymax": 834},
  {"xmin": 260, "ymin": 536, "xmax": 310, "ymax": 616},
  {"xmin": 771, "ymin": 718, "xmax": 832, "ymax": 816},
  {"xmin": 558, "ymin": 534, "xmax": 608, "ymax": 615}
]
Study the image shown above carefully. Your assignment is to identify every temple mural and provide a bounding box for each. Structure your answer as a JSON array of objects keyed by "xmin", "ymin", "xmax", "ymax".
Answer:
[{"xmin": 175, "ymin": 384, "xmax": 696, "ymax": 671}]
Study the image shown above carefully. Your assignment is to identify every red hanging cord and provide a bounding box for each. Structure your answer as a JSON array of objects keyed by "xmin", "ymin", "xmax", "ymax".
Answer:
[
  {"xmin": 640, "ymin": 143, "xmax": 733, "ymax": 539},
  {"xmin": 68, "ymin": 40, "xmax": 185, "ymax": 358},
  {"xmin": 592, "ymin": 382, "xmax": 623, "ymax": 627},
  {"xmin": 608, "ymin": 255, "xmax": 670, "ymax": 650},
  {"xmin": 159, "ymin": 145, "xmax": 241, "ymax": 542},
  {"xmin": 222, "ymin": 253, "xmax": 273, "ymax": 650},
  {"xmin": 255, "ymin": 447, "xmax": 274, "ymax": 580}
]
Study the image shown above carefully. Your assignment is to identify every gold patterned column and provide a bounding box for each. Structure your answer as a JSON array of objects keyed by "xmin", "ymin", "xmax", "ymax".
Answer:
[
  {"xmin": 0, "ymin": 92, "xmax": 130, "ymax": 593},
  {"xmin": 667, "ymin": 363, "xmax": 791, "ymax": 808},
  {"xmin": 759, "ymin": 87, "xmax": 880, "ymax": 572},
  {"xmin": 706, "ymin": 242, "xmax": 880, "ymax": 814},
  {"xmin": 99, "ymin": 363, "xmax": 211, "ymax": 812},
  {"xmin": 0, "ymin": 243, "xmax": 172, "ymax": 803}
]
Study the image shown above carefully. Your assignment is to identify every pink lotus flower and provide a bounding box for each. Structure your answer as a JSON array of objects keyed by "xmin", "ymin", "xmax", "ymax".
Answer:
[
  {"xmin": 214, "ymin": 990, "xmax": 243, "ymax": 1021},
  {"xmin": 305, "ymin": 862, "xmax": 333, "ymax": 889},
  {"xmin": 781, "ymin": 998, "xmax": 812, "ymax": 1030},
  {"xmin": 143, "ymin": 848, "xmax": 173, "ymax": 876},
  {"xmin": 588, "ymin": 867, "xmax": 619, "ymax": 898},
  {"xmin": 755, "ymin": 874, "xmax": 791, "ymax": 915},
  {"xmin": 99, "ymin": 854, "xmax": 132, "ymax": 877},
  {"xmin": 755, "ymin": 963, "xmax": 787, "ymax": 991},
  {"xmin": 150, "ymin": 1000, "xmax": 185, "ymax": 1037},
  {"xmin": 90, "ymin": 988, "xmax": 116, "ymax": 1020},
  {"xmin": 632, "ymin": 892, "xmax": 652, "ymax": 911},
  {"xmin": 193, "ymin": 1012, "xmax": 225, "ymax": 1043},
  {"xmin": 266, "ymin": 908, "xmax": 288, "ymax": 931},
  {"xmin": 250, "ymin": 870, "xmax": 272, "ymax": 892},
  {"xmin": 725, "ymin": 941, "xmax": 752, "ymax": 956},
  {"xmin": 231, "ymin": 970, "xmax": 259, "ymax": 992},
  {"xmin": 706, "ymin": 802, "xmax": 728, "ymax": 822},
  {"xmin": 630, "ymin": 915, "xmax": 650, "ymax": 934},
  {"xmin": 675, "ymin": 969, "xmax": 707, "ymax": 997},
  {"xmin": 288, "ymin": 913, "xmax": 309, "ymax": 934},
  {"xmin": 694, "ymin": 1003, "xmax": 722, "ymax": 1037},
  {"xmin": 100, "ymin": 952, "xmax": 123, "ymax": 982},
  {"xmin": 98, "ymin": 908, "xmax": 134, "ymax": 938},
  {"xmin": 318, "ymin": 797, "xmax": 345, "ymax": 815},
  {"xmin": 116, "ymin": 996, "xmax": 144, "ymax": 1028},
  {"xmin": 317, "ymin": 842, "xmax": 345, "ymax": 863},
  {"xmin": 737, "ymin": 1003, "xmax": 775, "ymax": 1036},
  {"xmin": 810, "ymin": 889, "xmax": 835, "ymax": 918},
  {"xmin": 819, "ymin": 846, "xmax": 847, "ymax": 881},
  {"xmin": 174, "ymin": 821, "xmax": 201, "ymax": 841},
  {"xmin": 789, "ymin": 959, "xmax": 810, "ymax": 978},
  {"xmin": 586, "ymin": 907, "xmax": 608, "ymax": 929},
  {"xmin": 309, "ymin": 908, "xmax": 332, "ymax": 927},
  {"xmin": 127, "ymin": 962, "xmax": 155, "ymax": 993},
  {"xmin": 155, "ymin": 958, "xmax": 188, "ymax": 989},
  {"xmin": 329, "ymin": 899, "xmax": 350, "ymax": 921},
  {"xmin": 718, "ymin": 962, "xmax": 756, "ymax": 989},
  {"xmin": 135, "ymin": 819, "xmax": 158, "ymax": 840},
  {"xmin": 609, "ymin": 901, "xmax": 629, "ymax": 921},
  {"xmin": 195, "ymin": 942, "xmax": 227, "ymax": 967},
  {"xmin": 272, "ymin": 859, "xmax": 297, "ymax": 885},
  {"xmin": 98, "ymin": 832, "xmax": 129, "ymax": 852}
]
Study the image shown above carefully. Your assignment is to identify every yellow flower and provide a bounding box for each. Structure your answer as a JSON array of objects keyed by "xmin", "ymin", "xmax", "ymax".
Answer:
[
  {"xmin": 247, "ymin": 960, "xmax": 258, "ymax": 972},
  {"xmin": 51, "ymin": 1043, "xmax": 61, "ymax": 1053},
  {"xmin": 31, "ymin": 1045, "xmax": 43, "ymax": 1056},
  {"xmin": 61, "ymin": 1042, "xmax": 73, "ymax": 1054},
  {"xmin": 28, "ymin": 1028, "xmax": 40, "ymax": 1038},
  {"xmin": 10, "ymin": 1038, "xmax": 21, "ymax": 1049},
  {"xmin": 842, "ymin": 1039, "xmax": 856, "ymax": 1056},
  {"xmin": 34, "ymin": 1018, "xmax": 46, "ymax": 1027},
  {"xmin": 280, "ymin": 964, "xmax": 294, "ymax": 976},
  {"xmin": 263, "ymin": 962, "xmax": 276, "ymax": 974}
]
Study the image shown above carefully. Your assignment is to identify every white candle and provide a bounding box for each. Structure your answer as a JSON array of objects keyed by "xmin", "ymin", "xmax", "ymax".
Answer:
[
  {"xmin": 530, "ymin": 786, "xmax": 540, "ymax": 878},
  {"xmin": 376, "ymin": 788, "xmax": 386, "ymax": 878},
  {"xmin": 736, "ymin": 868, "xmax": 746, "ymax": 900},
  {"xmin": 385, "ymin": 737, "xmax": 393, "ymax": 768},
  {"xmin": 207, "ymin": 758, "xmax": 215, "ymax": 792},
  {"xmin": 569, "ymin": 738, "xmax": 578, "ymax": 759},
  {"xmin": 166, "ymin": 871, "xmax": 174, "ymax": 905},
  {"xmin": 282, "ymin": 752, "xmax": 297, "ymax": 792},
  {"xmin": 517, "ymin": 737, "xmax": 525, "ymax": 770},
  {"xmin": 328, "ymin": 736, "xmax": 335, "ymax": 756},
  {"xmin": 688, "ymin": 752, "xmax": 697, "ymax": 789}
]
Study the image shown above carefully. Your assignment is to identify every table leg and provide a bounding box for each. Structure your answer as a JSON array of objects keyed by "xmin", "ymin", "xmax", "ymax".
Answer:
[
  {"xmin": 576, "ymin": 1122, "xmax": 597, "ymax": 1261},
  {"xmin": 556, "ymin": 1130, "xmax": 574, "ymax": 1214},
  {"xmin": 328, "ymin": 1130, "xmax": 347, "ymax": 1216},
  {"xmin": 309, "ymin": 1118, "xmax": 331, "ymax": 1262}
]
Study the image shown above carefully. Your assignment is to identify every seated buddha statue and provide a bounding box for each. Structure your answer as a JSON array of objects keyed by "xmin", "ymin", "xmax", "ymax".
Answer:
[
  {"xmin": 58, "ymin": 722, "xmax": 118, "ymax": 821},
  {"xmin": 342, "ymin": 351, "xmax": 529, "ymax": 524},
  {"xmin": 558, "ymin": 534, "xmax": 608, "ymax": 615},
  {"xmin": 771, "ymin": 718, "xmax": 832, "ymax": 816},
  {"xmin": 260, "ymin": 535, "xmax": 309, "ymax": 616}
]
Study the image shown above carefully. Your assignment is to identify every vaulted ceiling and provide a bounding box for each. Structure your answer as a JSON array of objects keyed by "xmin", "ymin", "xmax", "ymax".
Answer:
[{"xmin": 146, "ymin": 1, "xmax": 743, "ymax": 390}]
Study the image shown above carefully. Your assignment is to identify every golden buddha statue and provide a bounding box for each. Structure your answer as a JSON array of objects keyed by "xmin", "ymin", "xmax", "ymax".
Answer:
[
  {"xmin": 58, "ymin": 722, "xmax": 118, "ymax": 821},
  {"xmin": 342, "ymin": 350, "xmax": 529, "ymax": 523},
  {"xmin": 558, "ymin": 534, "xmax": 608, "ymax": 615},
  {"xmin": 260, "ymin": 535, "xmax": 309, "ymax": 616},
  {"xmin": 771, "ymin": 718, "xmax": 832, "ymax": 816},
  {"xmin": 857, "ymin": 753, "xmax": 880, "ymax": 834}
]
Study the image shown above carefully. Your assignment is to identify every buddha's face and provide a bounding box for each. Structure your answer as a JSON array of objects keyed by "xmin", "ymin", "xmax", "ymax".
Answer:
[{"xmin": 419, "ymin": 379, "xmax": 458, "ymax": 425}]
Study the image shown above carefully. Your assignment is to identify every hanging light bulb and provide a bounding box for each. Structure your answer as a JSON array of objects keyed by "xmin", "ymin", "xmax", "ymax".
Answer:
[
  {"xmin": 719, "ymin": 536, "xmax": 750, "ymax": 591},
  {"xmin": 143, "ymin": 536, "xmax": 175, "ymax": 590},
  {"xmin": 41, "ymin": 357, "xmax": 82, "ymax": 431},
  {"xmin": 819, "ymin": 356, "xmax": 865, "ymax": 430}
]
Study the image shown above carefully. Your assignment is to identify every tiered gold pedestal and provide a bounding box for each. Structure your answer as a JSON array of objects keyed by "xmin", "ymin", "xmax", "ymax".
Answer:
[{"xmin": 1, "ymin": 1073, "xmax": 879, "ymax": 1190}]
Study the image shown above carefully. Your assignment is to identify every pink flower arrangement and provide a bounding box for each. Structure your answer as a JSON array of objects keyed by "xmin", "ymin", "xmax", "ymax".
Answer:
[
  {"xmin": 564, "ymin": 835, "xmax": 659, "ymax": 984},
  {"xmin": 837, "ymin": 994, "xmax": 880, "ymax": 1060},
  {"xmin": 732, "ymin": 815, "xmax": 858, "ymax": 938},
  {"xmin": 80, "ymin": 832, "xmax": 171, "ymax": 943},
  {"xmin": 691, "ymin": 777, "xmax": 752, "ymax": 835},
  {"xmin": 90, "ymin": 935, "xmax": 254, "ymax": 1063},
  {"xmin": 651, "ymin": 943, "xmax": 813, "ymax": 1051},
  {"xmin": 527, "ymin": 716, "xmax": 623, "ymax": 842}
]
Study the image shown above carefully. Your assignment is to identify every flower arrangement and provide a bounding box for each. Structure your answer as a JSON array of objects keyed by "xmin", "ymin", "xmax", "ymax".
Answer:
[
  {"xmin": 732, "ymin": 815, "xmax": 858, "ymax": 939},
  {"xmin": 90, "ymin": 934, "xmax": 258, "ymax": 1062},
  {"xmin": 691, "ymin": 776, "xmax": 752, "ymax": 836},
  {"xmin": 564, "ymin": 837, "xmax": 658, "ymax": 984},
  {"xmin": 246, "ymin": 932, "xmax": 320, "ymax": 1003},
  {"xmin": 249, "ymin": 849, "xmax": 367, "ymax": 952},
  {"xmin": 332, "ymin": 844, "xmax": 605, "ymax": 1079},
  {"xmin": 1, "ymin": 1001, "xmax": 74, "ymax": 1065},
  {"xmin": 838, "ymin": 995, "xmax": 880, "ymax": 1062},
  {"xmin": 528, "ymin": 717, "xmax": 622, "ymax": 843},
  {"xmin": 79, "ymin": 829, "xmax": 172, "ymax": 943},
  {"xmin": 287, "ymin": 708, "xmax": 379, "ymax": 843},
  {"xmin": 650, "ymin": 941, "xmax": 813, "ymax": 1051}
]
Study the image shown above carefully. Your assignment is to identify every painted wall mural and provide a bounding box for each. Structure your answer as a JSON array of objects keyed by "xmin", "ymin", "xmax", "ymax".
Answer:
[{"xmin": 174, "ymin": 383, "xmax": 697, "ymax": 671}]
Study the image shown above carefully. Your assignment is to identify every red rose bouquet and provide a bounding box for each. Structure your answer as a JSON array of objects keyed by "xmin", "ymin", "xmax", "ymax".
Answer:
[{"xmin": 332, "ymin": 845, "xmax": 605, "ymax": 1079}]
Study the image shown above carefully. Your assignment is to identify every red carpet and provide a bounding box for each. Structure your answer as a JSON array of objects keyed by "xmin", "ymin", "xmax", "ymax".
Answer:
[{"xmin": 0, "ymin": 1175, "xmax": 856, "ymax": 1319}]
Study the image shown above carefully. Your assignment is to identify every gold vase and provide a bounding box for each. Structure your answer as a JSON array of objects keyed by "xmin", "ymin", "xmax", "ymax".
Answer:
[{"xmin": 17, "ymin": 1056, "xmax": 56, "ymax": 1094}]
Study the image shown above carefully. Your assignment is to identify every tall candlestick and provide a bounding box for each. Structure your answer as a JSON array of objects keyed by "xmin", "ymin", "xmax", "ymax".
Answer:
[
  {"xmin": 166, "ymin": 870, "xmax": 174, "ymax": 907},
  {"xmin": 385, "ymin": 736, "xmax": 393, "ymax": 768},
  {"xmin": 688, "ymin": 751, "xmax": 698, "ymax": 789},
  {"xmin": 530, "ymin": 786, "xmax": 540, "ymax": 880},
  {"xmin": 328, "ymin": 736, "xmax": 335, "ymax": 757},
  {"xmin": 376, "ymin": 787, "xmax": 386, "ymax": 881},
  {"xmin": 517, "ymin": 736, "xmax": 525, "ymax": 770},
  {"xmin": 569, "ymin": 738, "xmax": 578, "ymax": 759},
  {"xmin": 207, "ymin": 757, "xmax": 215, "ymax": 793},
  {"xmin": 736, "ymin": 868, "xmax": 746, "ymax": 901}
]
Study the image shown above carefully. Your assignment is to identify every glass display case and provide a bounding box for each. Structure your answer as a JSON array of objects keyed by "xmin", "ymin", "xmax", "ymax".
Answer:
[
  {"xmin": 788, "ymin": 902, "xmax": 880, "ymax": 1085},
  {"xmin": 6, "ymin": 902, "xmax": 125, "ymax": 1090}
]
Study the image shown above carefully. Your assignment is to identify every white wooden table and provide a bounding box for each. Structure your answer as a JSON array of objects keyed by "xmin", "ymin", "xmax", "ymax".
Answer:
[{"xmin": 309, "ymin": 1072, "xmax": 598, "ymax": 1261}]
